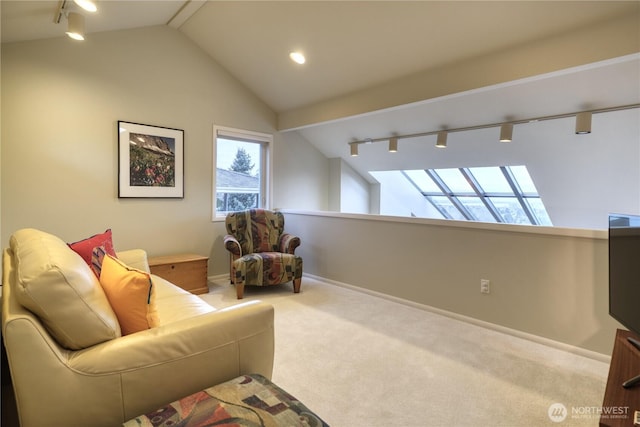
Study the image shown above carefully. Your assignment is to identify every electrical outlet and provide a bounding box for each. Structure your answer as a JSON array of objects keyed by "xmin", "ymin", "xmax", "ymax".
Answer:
[{"xmin": 480, "ymin": 279, "xmax": 490, "ymax": 294}]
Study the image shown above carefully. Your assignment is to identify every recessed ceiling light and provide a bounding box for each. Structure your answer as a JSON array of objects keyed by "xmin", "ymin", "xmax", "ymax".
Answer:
[{"xmin": 289, "ymin": 52, "xmax": 306, "ymax": 65}]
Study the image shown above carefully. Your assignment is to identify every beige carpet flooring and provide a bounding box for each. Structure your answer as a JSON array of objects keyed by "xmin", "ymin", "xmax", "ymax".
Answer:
[{"xmin": 202, "ymin": 276, "xmax": 610, "ymax": 427}]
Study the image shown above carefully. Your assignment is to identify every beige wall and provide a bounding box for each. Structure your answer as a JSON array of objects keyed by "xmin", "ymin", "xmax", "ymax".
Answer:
[
  {"xmin": 326, "ymin": 158, "xmax": 370, "ymax": 213},
  {"xmin": 0, "ymin": 26, "xmax": 328, "ymax": 273},
  {"xmin": 272, "ymin": 130, "xmax": 329, "ymax": 212},
  {"xmin": 283, "ymin": 211, "xmax": 622, "ymax": 356}
]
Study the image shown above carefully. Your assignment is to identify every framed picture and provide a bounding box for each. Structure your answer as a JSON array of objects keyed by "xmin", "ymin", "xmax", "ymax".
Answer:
[{"xmin": 118, "ymin": 121, "xmax": 184, "ymax": 198}]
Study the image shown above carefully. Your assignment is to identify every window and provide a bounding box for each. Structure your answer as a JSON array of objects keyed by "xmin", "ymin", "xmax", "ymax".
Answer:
[
  {"xmin": 402, "ymin": 165, "xmax": 552, "ymax": 226},
  {"xmin": 213, "ymin": 126, "xmax": 271, "ymax": 219}
]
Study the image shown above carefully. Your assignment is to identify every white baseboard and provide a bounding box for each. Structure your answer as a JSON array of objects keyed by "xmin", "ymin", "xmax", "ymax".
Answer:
[
  {"xmin": 303, "ymin": 273, "xmax": 611, "ymax": 364},
  {"xmin": 208, "ymin": 273, "xmax": 229, "ymax": 282}
]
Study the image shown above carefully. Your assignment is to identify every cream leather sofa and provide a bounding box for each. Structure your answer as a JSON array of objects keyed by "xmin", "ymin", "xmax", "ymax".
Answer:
[{"xmin": 1, "ymin": 228, "xmax": 274, "ymax": 427}]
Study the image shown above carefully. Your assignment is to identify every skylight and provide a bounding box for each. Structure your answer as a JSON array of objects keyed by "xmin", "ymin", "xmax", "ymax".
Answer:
[{"xmin": 382, "ymin": 165, "xmax": 552, "ymax": 226}]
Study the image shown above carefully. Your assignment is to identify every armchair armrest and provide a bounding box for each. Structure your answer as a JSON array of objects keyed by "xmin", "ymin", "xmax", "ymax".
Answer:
[
  {"xmin": 224, "ymin": 235, "xmax": 242, "ymax": 256},
  {"xmin": 279, "ymin": 233, "xmax": 301, "ymax": 254}
]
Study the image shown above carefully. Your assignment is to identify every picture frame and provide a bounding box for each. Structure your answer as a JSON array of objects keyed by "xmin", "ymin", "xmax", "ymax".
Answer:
[{"xmin": 118, "ymin": 121, "xmax": 184, "ymax": 198}]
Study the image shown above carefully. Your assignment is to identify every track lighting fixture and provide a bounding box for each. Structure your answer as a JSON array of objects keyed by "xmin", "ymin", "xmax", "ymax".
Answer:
[
  {"xmin": 389, "ymin": 137, "xmax": 398, "ymax": 153},
  {"xmin": 346, "ymin": 104, "xmax": 638, "ymax": 155},
  {"xmin": 54, "ymin": 0, "xmax": 98, "ymax": 41},
  {"xmin": 436, "ymin": 131, "xmax": 447, "ymax": 148},
  {"xmin": 499, "ymin": 123, "xmax": 513, "ymax": 142},
  {"xmin": 575, "ymin": 112, "xmax": 592, "ymax": 134},
  {"xmin": 65, "ymin": 12, "xmax": 85, "ymax": 41}
]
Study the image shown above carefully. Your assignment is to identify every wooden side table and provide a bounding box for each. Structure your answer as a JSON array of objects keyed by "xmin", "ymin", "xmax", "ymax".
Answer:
[
  {"xmin": 148, "ymin": 254, "xmax": 209, "ymax": 295},
  {"xmin": 600, "ymin": 329, "xmax": 640, "ymax": 427}
]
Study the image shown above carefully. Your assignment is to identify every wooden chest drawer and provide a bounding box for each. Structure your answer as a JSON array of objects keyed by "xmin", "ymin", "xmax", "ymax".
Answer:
[{"xmin": 148, "ymin": 254, "xmax": 209, "ymax": 295}]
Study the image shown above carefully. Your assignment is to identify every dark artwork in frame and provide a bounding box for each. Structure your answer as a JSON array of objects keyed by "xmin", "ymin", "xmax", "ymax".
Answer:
[{"xmin": 118, "ymin": 121, "xmax": 184, "ymax": 198}]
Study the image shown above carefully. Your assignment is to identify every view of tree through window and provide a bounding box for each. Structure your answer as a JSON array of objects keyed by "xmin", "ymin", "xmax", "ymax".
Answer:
[
  {"xmin": 215, "ymin": 129, "xmax": 269, "ymax": 217},
  {"xmin": 222, "ymin": 146, "xmax": 257, "ymax": 211},
  {"xmin": 402, "ymin": 165, "xmax": 552, "ymax": 226}
]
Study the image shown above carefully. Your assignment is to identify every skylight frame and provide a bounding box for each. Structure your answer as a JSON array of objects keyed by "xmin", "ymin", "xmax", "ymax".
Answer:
[{"xmin": 404, "ymin": 166, "xmax": 551, "ymax": 226}]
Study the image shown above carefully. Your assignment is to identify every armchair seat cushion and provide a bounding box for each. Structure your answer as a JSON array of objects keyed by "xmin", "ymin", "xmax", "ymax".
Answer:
[{"xmin": 233, "ymin": 252, "xmax": 302, "ymax": 287}]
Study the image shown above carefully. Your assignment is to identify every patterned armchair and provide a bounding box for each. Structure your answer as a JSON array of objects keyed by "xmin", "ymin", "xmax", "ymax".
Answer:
[{"xmin": 224, "ymin": 209, "xmax": 303, "ymax": 299}]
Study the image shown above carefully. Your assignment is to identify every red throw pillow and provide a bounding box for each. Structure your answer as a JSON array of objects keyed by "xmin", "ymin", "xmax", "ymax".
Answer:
[{"xmin": 69, "ymin": 229, "xmax": 117, "ymax": 266}]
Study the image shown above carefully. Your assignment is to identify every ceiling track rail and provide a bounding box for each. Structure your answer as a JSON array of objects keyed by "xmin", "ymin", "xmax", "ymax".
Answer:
[
  {"xmin": 349, "ymin": 103, "xmax": 640, "ymax": 146},
  {"xmin": 53, "ymin": 0, "xmax": 68, "ymax": 24}
]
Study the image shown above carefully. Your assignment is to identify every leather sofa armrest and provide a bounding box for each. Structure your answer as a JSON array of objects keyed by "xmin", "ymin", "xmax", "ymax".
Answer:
[
  {"xmin": 69, "ymin": 299, "xmax": 274, "ymax": 421},
  {"xmin": 69, "ymin": 300, "xmax": 274, "ymax": 377},
  {"xmin": 115, "ymin": 249, "xmax": 150, "ymax": 273},
  {"xmin": 4, "ymin": 298, "xmax": 274, "ymax": 426}
]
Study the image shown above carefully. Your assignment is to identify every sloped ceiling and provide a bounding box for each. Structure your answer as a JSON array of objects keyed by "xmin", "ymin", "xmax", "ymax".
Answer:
[
  {"xmin": 2, "ymin": 1, "xmax": 640, "ymax": 227},
  {"xmin": 178, "ymin": 1, "xmax": 638, "ymax": 113},
  {"xmin": 3, "ymin": 1, "xmax": 638, "ymax": 121}
]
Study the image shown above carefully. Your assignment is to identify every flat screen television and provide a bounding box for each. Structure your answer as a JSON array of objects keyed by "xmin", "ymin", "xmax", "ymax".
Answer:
[{"xmin": 609, "ymin": 213, "xmax": 640, "ymax": 337}]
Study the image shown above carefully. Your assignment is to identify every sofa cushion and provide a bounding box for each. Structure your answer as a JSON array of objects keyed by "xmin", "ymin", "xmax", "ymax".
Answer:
[
  {"xmin": 69, "ymin": 229, "xmax": 117, "ymax": 267},
  {"xmin": 152, "ymin": 274, "xmax": 215, "ymax": 324},
  {"xmin": 99, "ymin": 254, "xmax": 159, "ymax": 335},
  {"xmin": 10, "ymin": 228, "xmax": 121, "ymax": 350}
]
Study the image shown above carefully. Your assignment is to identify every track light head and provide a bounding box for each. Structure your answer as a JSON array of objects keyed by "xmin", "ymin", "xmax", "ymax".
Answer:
[
  {"xmin": 350, "ymin": 143, "xmax": 359, "ymax": 157},
  {"xmin": 74, "ymin": 0, "xmax": 97, "ymax": 13},
  {"xmin": 499, "ymin": 123, "xmax": 513, "ymax": 142},
  {"xmin": 436, "ymin": 131, "xmax": 447, "ymax": 148},
  {"xmin": 575, "ymin": 112, "xmax": 592, "ymax": 134},
  {"xmin": 388, "ymin": 137, "xmax": 398, "ymax": 153},
  {"xmin": 65, "ymin": 12, "xmax": 85, "ymax": 41}
]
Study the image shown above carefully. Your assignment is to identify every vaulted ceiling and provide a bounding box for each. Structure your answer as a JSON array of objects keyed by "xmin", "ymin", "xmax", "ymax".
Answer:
[
  {"xmin": 2, "ymin": 1, "xmax": 640, "ymax": 227},
  {"xmin": 3, "ymin": 1, "xmax": 638, "ymax": 117}
]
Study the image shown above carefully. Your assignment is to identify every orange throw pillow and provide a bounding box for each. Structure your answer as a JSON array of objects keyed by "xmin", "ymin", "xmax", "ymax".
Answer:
[{"xmin": 99, "ymin": 254, "xmax": 159, "ymax": 335}]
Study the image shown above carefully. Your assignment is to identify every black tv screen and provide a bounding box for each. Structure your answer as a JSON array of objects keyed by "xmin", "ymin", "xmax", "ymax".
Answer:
[{"xmin": 609, "ymin": 213, "xmax": 640, "ymax": 336}]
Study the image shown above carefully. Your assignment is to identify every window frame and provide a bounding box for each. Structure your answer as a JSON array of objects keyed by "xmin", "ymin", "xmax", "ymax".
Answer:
[{"xmin": 212, "ymin": 125, "xmax": 272, "ymax": 221}]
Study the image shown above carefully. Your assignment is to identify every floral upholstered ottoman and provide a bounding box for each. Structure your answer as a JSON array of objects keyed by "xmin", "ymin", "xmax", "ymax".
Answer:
[{"xmin": 123, "ymin": 374, "xmax": 329, "ymax": 427}]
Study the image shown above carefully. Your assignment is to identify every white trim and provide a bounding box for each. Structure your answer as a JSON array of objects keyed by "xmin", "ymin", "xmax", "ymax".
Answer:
[
  {"xmin": 218, "ymin": 188, "xmax": 260, "ymax": 194},
  {"xmin": 208, "ymin": 273, "xmax": 229, "ymax": 282},
  {"xmin": 279, "ymin": 209, "xmax": 608, "ymax": 240},
  {"xmin": 214, "ymin": 125, "xmax": 272, "ymax": 142},
  {"xmin": 302, "ymin": 272, "xmax": 612, "ymax": 363}
]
